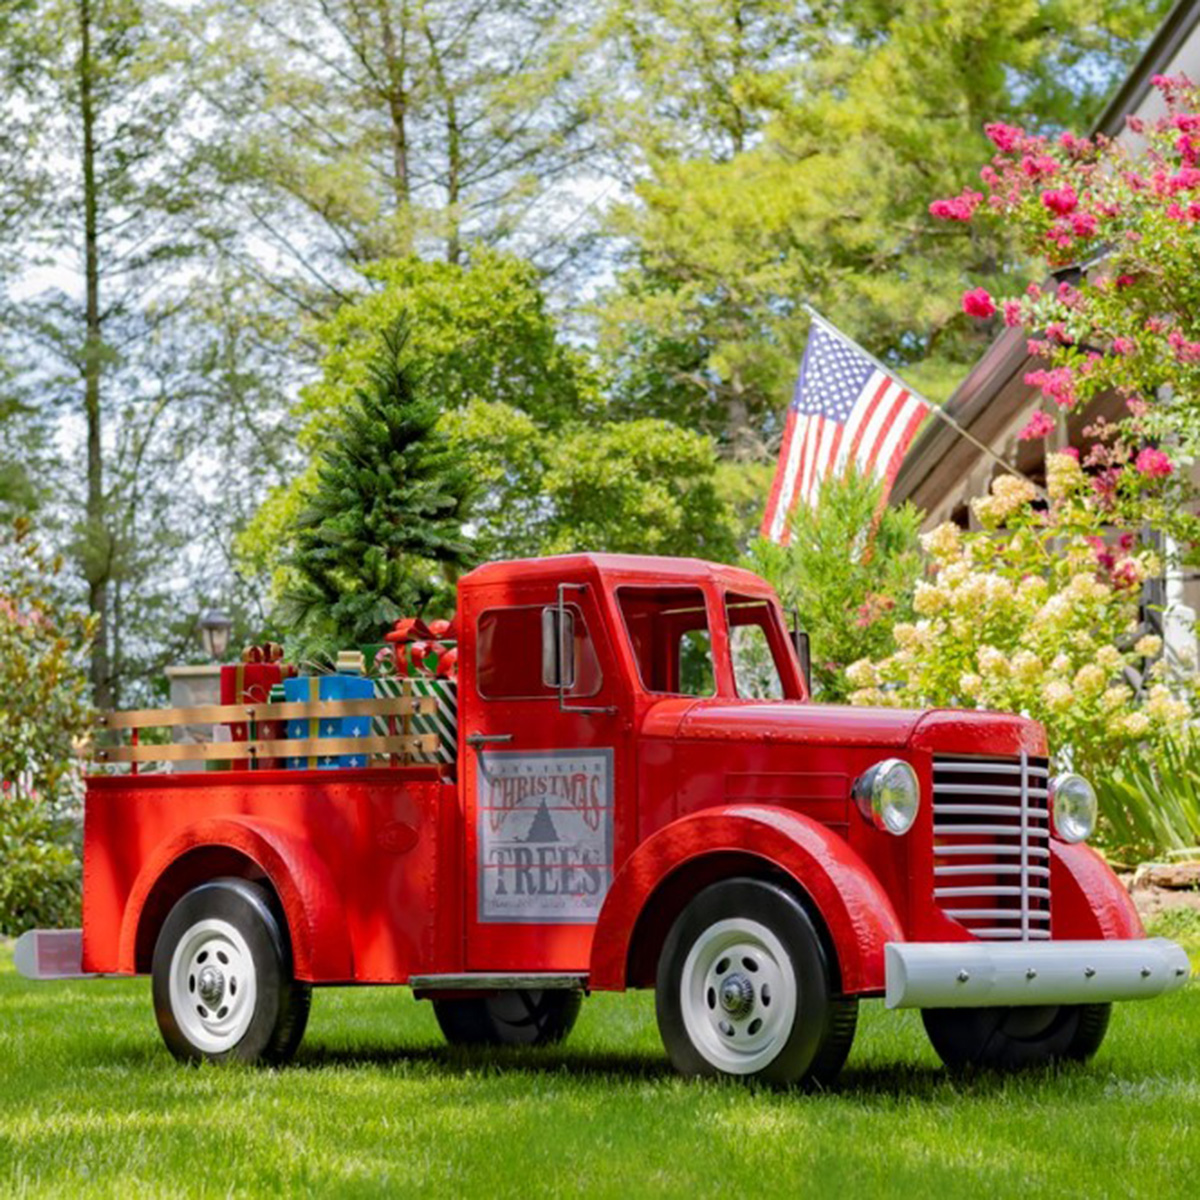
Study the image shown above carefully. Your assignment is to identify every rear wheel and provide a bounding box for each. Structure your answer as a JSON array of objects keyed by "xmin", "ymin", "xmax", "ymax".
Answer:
[
  {"xmin": 922, "ymin": 1003, "xmax": 1112, "ymax": 1071},
  {"xmin": 655, "ymin": 878, "xmax": 856, "ymax": 1087},
  {"xmin": 433, "ymin": 989, "xmax": 582, "ymax": 1047},
  {"xmin": 152, "ymin": 878, "xmax": 311, "ymax": 1065}
]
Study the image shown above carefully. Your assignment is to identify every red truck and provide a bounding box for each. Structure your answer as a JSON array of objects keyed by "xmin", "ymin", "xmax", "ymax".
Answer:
[{"xmin": 15, "ymin": 553, "xmax": 1190, "ymax": 1084}]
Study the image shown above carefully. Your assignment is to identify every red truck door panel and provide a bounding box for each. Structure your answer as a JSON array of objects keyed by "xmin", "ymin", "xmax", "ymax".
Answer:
[{"xmin": 460, "ymin": 580, "xmax": 629, "ymax": 971}]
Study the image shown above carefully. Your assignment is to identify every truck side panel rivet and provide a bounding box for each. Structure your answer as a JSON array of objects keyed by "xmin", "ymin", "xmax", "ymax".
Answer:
[
  {"xmin": 956, "ymin": 970, "xmax": 970, "ymax": 983},
  {"xmin": 1083, "ymin": 966, "xmax": 1096, "ymax": 978}
]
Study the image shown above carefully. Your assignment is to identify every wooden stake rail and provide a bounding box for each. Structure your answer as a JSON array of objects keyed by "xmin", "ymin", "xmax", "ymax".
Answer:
[
  {"xmin": 92, "ymin": 691, "xmax": 443, "ymax": 770},
  {"xmin": 96, "ymin": 695, "xmax": 436, "ymax": 730},
  {"xmin": 95, "ymin": 734, "xmax": 440, "ymax": 765}
]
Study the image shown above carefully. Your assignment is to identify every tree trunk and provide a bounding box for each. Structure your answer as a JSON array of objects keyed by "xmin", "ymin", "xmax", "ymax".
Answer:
[
  {"xmin": 79, "ymin": 0, "xmax": 111, "ymax": 710},
  {"xmin": 377, "ymin": 0, "xmax": 412, "ymax": 253}
]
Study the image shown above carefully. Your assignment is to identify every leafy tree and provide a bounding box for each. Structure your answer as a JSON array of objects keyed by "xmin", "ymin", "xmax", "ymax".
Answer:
[
  {"xmin": 746, "ymin": 470, "xmax": 923, "ymax": 702},
  {"xmin": 0, "ymin": 519, "xmax": 94, "ymax": 934},
  {"xmin": 595, "ymin": 0, "xmax": 1171, "ymax": 454},
  {"xmin": 277, "ymin": 324, "xmax": 477, "ymax": 655},
  {"xmin": 192, "ymin": 0, "xmax": 596, "ymax": 279}
]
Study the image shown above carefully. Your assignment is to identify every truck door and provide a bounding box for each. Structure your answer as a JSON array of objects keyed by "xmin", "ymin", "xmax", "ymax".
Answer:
[{"xmin": 460, "ymin": 581, "xmax": 627, "ymax": 972}]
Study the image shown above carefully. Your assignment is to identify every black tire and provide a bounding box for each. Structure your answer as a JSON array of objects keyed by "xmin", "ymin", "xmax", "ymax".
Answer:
[
  {"xmin": 433, "ymin": 989, "xmax": 582, "ymax": 1047},
  {"xmin": 152, "ymin": 878, "xmax": 312, "ymax": 1065},
  {"xmin": 655, "ymin": 877, "xmax": 856, "ymax": 1087},
  {"xmin": 922, "ymin": 1002, "xmax": 1112, "ymax": 1071}
]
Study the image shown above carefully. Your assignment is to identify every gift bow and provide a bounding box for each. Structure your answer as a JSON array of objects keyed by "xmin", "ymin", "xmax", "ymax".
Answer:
[{"xmin": 241, "ymin": 641, "xmax": 285, "ymax": 664}]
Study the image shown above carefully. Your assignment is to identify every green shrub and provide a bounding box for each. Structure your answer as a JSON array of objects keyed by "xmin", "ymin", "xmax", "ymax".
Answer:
[{"xmin": 0, "ymin": 519, "xmax": 94, "ymax": 934}]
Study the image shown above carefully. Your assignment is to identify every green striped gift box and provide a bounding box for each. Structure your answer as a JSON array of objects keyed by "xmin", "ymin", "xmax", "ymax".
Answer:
[{"xmin": 371, "ymin": 676, "xmax": 458, "ymax": 764}]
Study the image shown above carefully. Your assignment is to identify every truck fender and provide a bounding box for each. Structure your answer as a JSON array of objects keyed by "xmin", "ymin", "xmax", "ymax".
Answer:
[
  {"xmin": 590, "ymin": 805, "xmax": 903, "ymax": 995},
  {"xmin": 116, "ymin": 817, "xmax": 353, "ymax": 982},
  {"xmin": 1050, "ymin": 840, "xmax": 1144, "ymax": 940}
]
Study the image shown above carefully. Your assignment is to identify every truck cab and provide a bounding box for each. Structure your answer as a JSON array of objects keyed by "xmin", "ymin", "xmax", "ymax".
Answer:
[{"xmin": 21, "ymin": 553, "xmax": 1190, "ymax": 1084}]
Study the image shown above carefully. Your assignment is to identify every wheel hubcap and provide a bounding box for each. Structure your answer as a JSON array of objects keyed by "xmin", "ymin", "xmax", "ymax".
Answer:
[
  {"xmin": 168, "ymin": 918, "xmax": 257, "ymax": 1053},
  {"xmin": 680, "ymin": 917, "xmax": 798, "ymax": 1075}
]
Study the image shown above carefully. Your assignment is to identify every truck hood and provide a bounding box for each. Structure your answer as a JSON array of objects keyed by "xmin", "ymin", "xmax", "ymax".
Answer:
[{"xmin": 651, "ymin": 700, "xmax": 1046, "ymax": 757}]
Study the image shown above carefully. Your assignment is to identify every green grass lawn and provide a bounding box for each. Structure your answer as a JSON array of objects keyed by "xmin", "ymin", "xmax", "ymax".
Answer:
[{"xmin": 2, "ymin": 915, "xmax": 1198, "ymax": 1199}]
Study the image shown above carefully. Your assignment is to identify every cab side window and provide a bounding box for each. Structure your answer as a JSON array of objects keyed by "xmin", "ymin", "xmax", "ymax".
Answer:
[{"xmin": 476, "ymin": 604, "xmax": 602, "ymax": 700}]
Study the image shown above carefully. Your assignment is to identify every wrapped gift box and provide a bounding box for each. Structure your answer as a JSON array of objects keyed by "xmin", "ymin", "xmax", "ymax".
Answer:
[
  {"xmin": 220, "ymin": 660, "xmax": 297, "ymax": 769},
  {"xmin": 283, "ymin": 672, "xmax": 373, "ymax": 770},
  {"xmin": 371, "ymin": 676, "xmax": 458, "ymax": 764}
]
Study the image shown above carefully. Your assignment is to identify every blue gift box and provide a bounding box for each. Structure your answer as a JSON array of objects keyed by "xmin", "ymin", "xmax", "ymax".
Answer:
[{"xmin": 284, "ymin": 673, "xmax": 374, "ymax": 769}]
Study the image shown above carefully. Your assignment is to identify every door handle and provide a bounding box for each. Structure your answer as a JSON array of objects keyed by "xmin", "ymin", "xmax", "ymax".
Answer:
[{"xmin": 466, "ymin": 732, "xmax": 514, "ymax": 747}]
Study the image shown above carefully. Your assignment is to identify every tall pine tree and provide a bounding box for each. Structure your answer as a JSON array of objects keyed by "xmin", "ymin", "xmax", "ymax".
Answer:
[{"xmin": 280, "ymin": 324, "xmax": 476, "ymax": 656}]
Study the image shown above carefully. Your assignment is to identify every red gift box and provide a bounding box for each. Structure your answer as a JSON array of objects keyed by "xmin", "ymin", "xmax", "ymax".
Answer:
[{"xmin": 220, "ymin": 658, "xmax": 297, "ymax": 769}]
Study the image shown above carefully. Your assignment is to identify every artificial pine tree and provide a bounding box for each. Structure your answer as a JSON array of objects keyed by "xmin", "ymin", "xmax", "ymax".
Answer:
[{"xmin": 279, "ymin": 323, "xmax": 476, "ymax": 657}]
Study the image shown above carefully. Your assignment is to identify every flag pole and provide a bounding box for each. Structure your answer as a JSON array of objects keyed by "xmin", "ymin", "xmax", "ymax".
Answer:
[{"xmin": 802, "ymin": 305, "xmax": 1046, "ymax": 496}]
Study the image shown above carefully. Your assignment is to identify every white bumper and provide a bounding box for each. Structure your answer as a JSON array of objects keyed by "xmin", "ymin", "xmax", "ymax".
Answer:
[{"xmin": 885, "ymin": 938, "xmax": 1191, "ymax": 1009}]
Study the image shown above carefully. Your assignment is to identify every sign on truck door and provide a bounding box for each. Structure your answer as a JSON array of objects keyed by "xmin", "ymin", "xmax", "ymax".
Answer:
[{"xmin": 459, "ymin": 581, "xmax": 628, "ymax": 972}]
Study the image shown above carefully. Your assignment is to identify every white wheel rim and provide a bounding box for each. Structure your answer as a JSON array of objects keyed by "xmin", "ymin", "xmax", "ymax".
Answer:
[
  {"xmin": 680, "ymin": 917, "xmax": 798, "ymax": 1075},
  {"xmin": 168, "ymin": 918, "xmax": 258, "ymax": 1053}
]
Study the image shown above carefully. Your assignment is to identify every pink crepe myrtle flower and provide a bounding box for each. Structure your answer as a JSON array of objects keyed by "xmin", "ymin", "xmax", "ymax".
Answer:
[
  {"xmin": 1070, "ymin": 212, "xmax": 1098, "ymax": 237},
  {"xmin": 1169, "ymin": 167, "xmax": 1200, "ymax": 192},
  {"xmin": 1135, "ymin": 447, "xmax": 1174, "ymax": 477},
  {"xmin": 1022, "ymin": 155, "xmax": 1058, "ymax": 178},
  {"xmin": 1018, "ymin": 409, "xmax": 1057, "ymax": 441},
  {"xmin": 1112, "ymin": 337, "xmax": 1136, "ymax": 356},
  {"xmin": 1026, "ymin": 338, "xmax": 1050, "ymax": 357},
  {"xmin": 962, "ymin": 287, "xmax": 996, "ymax": 318},
  {"xmin": 1085, "ymin": 535, "xmax": 1115, "ymax": 572},
  {"xmin": 1002, "ymin": 299, "xmax": 1023, "ymax": 328},
  {"xmin": 1056, "ymin": 281, "xmax": 1082, "ymax": 306},
  {"xmin": 1174, "ymin": 112, "xmax": 1200, "ymax": 134},
  {"xmin": 1024, "ymin": 366, "xmax": 1077, "ymax": 408},
  {"xmin": 985, "ymin": 123, "xmax": 1024, "ymax": 153},
  {"xmin": 1113, "ymin": 274, "xmax": 1135, "ymax": 290},
  {"xmin": 1026, "ymin": 282, "xmax": 1043, "ymax": 299},
  {"xmin": 1127, "ymin": 395, "xmax": 1149, "ymax": 417},
  {"xmin": 1168, "ymin": 330, "xmax": 1200, "ymax": 362},
  {"xmin": 1126, "ymin": 115, "xmax": 1146, "ymax": 134},
  {"xmin": 1045, "ymin": 322, "xmax": 1072, "ymax": 345},
  {"xmin": 929, "ymin": 188, "xmax": 983, "ymax": 221},
  {"xmin": 1042, "ymin": 186, "xmax": 1078, "ymax": 215}
]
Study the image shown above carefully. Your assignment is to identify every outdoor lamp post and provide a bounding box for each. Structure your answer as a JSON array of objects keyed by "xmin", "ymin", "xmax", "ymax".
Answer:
[{"xmin": 198, "ymin": 609, "xmax": 233, "ymax": 662}]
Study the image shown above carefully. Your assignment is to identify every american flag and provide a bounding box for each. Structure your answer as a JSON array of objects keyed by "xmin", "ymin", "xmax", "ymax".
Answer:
[{"xmin": 760, "ymin": 316, "xmax": 930, "ymax": 544}]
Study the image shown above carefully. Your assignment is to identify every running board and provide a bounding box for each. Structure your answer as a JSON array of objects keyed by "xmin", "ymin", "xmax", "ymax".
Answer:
[
  {"xmin": 13, "ymin": 929, "xmax": 94, "ymax": 980},
  {"xmin": 409, "ymin": 973, "xmax": 587, "ymax": 992}
]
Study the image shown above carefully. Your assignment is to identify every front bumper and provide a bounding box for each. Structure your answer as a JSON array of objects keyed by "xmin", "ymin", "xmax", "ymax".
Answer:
[{"xmin": 885, "ymin": 938, "xmax": 1191, "ymax": 1009}]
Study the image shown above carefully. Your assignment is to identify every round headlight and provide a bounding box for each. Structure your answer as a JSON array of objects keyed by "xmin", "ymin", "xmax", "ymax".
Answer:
[
  {"xmin": 854, "ymin": 758, "xmax": 920, "ymax": 835},
  {"xmin": 1051, "ymin": 773, "xmax": 1097, "ymax": 843}
]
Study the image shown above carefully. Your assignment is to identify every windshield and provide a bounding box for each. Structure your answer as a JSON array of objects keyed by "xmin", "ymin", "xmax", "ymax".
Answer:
[{"xmin": 725, "ymin": 593, "xmax": 793, "ymax": 700}]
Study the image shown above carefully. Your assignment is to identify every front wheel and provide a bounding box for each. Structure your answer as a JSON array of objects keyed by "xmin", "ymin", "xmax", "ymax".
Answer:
[
  {"xmin": 433, "ymin": 990, "xmax": 582, "ymax": 1047},
  {"xmin": 655, "ymin": 878, "xmax": 857, "ymax": 1087},
  {"xmin": 152, "ymin": 878, "xmax": 312, "ymax": 1065},
  {"xmin": 922, "ymin": 1003, "xmax": 1112, "ymax": 1071}
]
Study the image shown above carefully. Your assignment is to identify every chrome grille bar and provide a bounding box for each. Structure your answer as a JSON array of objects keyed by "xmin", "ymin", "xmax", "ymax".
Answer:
[{"xmin": 932, "ymin": 752, "xmax": 1052, "ymax": 941}]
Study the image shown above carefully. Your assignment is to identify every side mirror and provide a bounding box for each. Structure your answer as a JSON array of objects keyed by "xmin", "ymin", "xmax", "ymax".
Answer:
[{"xmin": 790, "ymin": 628, "xmax": 812, "ymax": 697}]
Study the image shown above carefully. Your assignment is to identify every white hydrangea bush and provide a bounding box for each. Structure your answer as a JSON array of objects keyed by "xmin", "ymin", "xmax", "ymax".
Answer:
[{"xmin": 846, "ymin": 454, "xmax": 1192, "ymax": 774}]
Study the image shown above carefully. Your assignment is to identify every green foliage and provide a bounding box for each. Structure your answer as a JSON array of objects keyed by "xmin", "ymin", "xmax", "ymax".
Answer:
[
  {"xmin": 540, "ymin": 419, "xmax": 738, "ymax": 559},
  {"xmin": 0, "ymin": 519, "xmax": 94, "ymax": 934},
  {"xmin": 245, "ymin": 251, "xmax": 738, "ymax": 585},
  {"xmin": 596, "ymin": 0, "xmax": 1171, "ymax": 450},
  {"xmin": 745, "ymin": 471, "xmax": 924, "ymax": 702},
  {"xmin": 277, "ymin": 325, "xmax": 476, "ymax": 657},
  {"xmin": 1097, "ymin": 734, "xmax": 1200, "ymax": 863}
]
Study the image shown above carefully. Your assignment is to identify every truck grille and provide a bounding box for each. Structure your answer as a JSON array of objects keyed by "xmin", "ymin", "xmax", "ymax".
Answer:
[{"xmin": 932, "ymin": 753, "xmax": 1051, "ymax": 940}]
